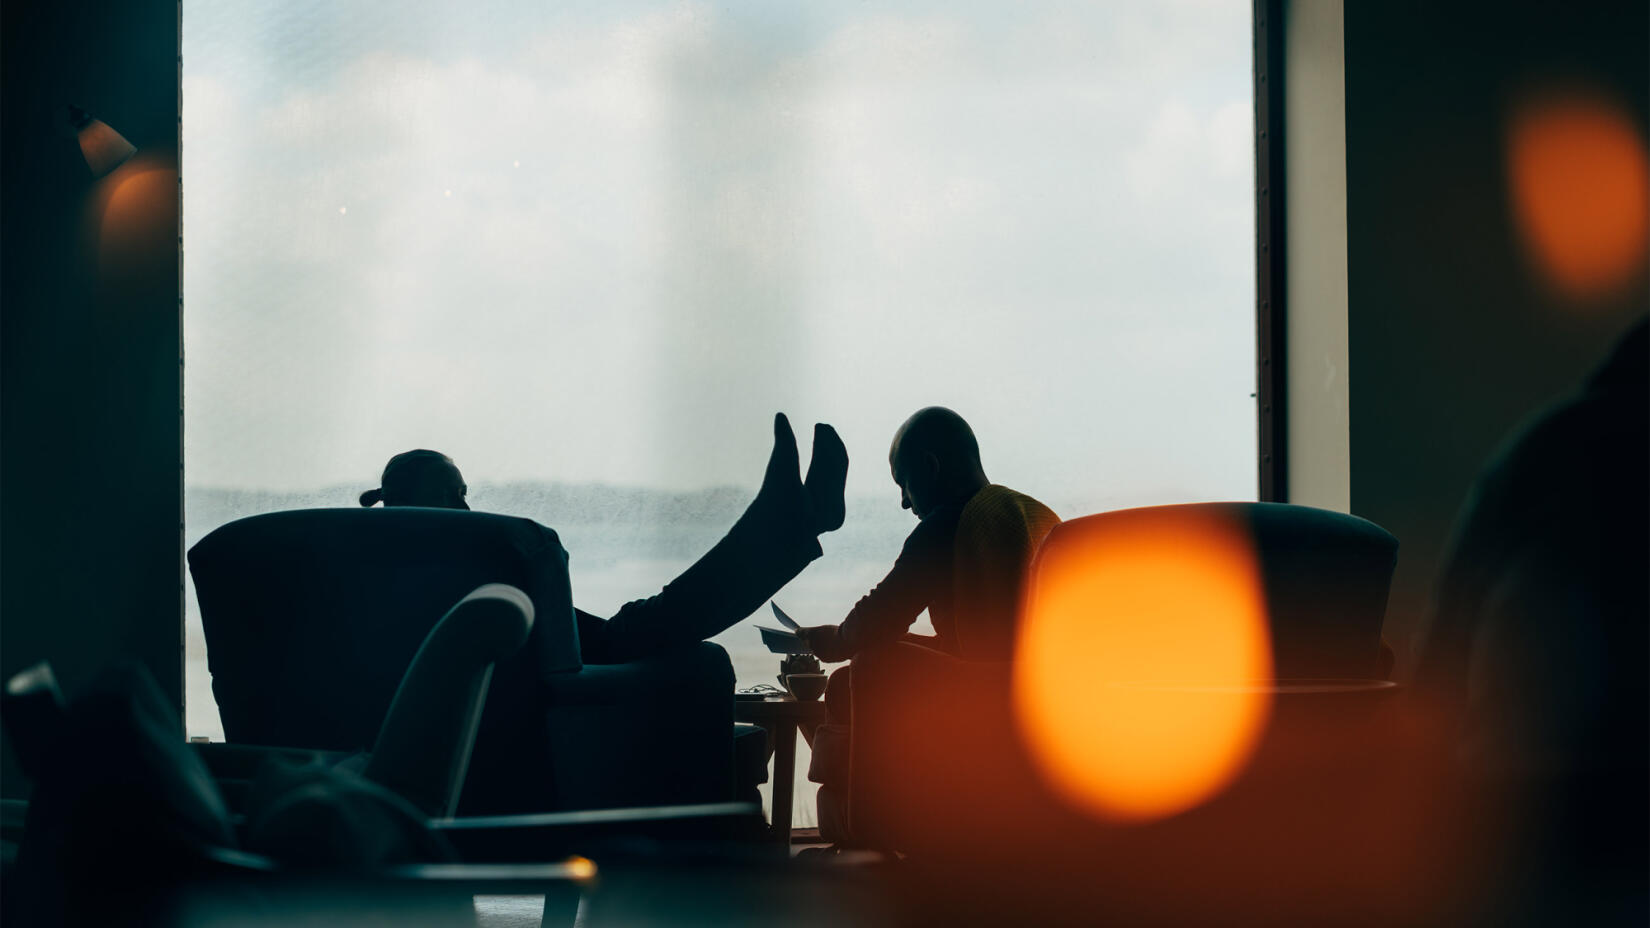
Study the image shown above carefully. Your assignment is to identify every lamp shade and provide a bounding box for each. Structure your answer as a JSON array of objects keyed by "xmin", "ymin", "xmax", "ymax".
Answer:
[{"xmin": 67, "ymin": 105, "xmax": 136, "ymax": 178}]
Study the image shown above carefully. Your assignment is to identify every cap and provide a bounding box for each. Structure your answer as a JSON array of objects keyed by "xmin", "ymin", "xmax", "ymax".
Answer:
[{"xmin": 359, "ymin": 449, "xmax": 469, "ymax": 509}]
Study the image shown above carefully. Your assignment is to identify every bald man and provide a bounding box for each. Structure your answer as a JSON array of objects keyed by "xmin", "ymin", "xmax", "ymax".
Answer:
[{"xmin": 798, "ymin": 407, "xmax": 1058, "ymax": 664}]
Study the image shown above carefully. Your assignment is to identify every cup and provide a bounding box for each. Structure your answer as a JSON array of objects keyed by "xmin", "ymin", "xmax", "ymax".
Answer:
[{"xmin": 784, "ymin": 672, "xmax": 828, "ymax": 701}]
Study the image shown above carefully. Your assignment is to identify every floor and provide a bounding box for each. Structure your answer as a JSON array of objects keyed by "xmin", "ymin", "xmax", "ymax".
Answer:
[{"xmin": 475, "ymin": 895, "xmax": 558, "ymax": 928}]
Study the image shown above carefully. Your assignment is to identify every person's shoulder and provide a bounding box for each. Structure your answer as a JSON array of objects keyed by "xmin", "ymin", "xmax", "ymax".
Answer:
[
  {"xmin": 1477, "ymin": 381, "xmax": 1640, "ymax": 515},
  {"xmin": 967, "ymin": 484, "xmax": 1060, "ymax": 523}
]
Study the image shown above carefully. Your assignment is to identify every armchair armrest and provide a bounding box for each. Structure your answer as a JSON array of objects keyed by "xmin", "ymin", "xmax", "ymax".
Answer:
[{"xmin": 535, "ymin": 642, "xmax": 738, "ymax": 811}]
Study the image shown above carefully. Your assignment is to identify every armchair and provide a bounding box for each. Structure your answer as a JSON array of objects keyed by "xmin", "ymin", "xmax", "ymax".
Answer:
[
  {"xmin": 1, "ymin": 658, "xmax": 768, "ymax": 928},
  {"xmin": 187, "ymin": 508, "xmax": 741, "ymax": 814},
  {"xmin": 826, "ymin": 501, "xmax": 1400, "ymax": 853}
]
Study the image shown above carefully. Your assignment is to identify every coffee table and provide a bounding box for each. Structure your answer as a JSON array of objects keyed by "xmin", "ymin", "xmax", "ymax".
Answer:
[{"xmin": 734, "ymin": 695, "xmax": 828, "ymax": 843}]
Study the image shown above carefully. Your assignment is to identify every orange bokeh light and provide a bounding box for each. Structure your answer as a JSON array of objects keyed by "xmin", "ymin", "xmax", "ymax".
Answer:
[
  {"xmin": 564, "ymin": 855, "xmax": 598, "ymax": 882},
  {"xmin": 86, "ymin": 160, "xmax": 178, "ymax": 290},
  {"xmin": 1507, "ymin": 91, "xmax": 1650, "ymax": 302},
  {"xmin": 1013, "ymin": 507, "xmax": 1273, "ymax": 823}
]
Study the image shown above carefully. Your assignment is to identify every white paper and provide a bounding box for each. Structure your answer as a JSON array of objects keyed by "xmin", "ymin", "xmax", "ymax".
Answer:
[
  {"xmin": 769, "ymin": 601, "xmax": 802, "ymax": 631},
  {"xmin": 757, "ymin": 625, "xmax": 810, "ymax": 655}
]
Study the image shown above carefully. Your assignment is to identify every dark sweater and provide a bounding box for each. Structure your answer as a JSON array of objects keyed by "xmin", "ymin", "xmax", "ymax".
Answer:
[{"xmin": 827, "ymin": 484, "xmax": 1059, "ymax": 662}]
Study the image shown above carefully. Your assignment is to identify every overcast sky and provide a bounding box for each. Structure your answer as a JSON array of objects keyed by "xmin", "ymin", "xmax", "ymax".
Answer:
[{"xmin": 182, "ymin": 0, "xmax": 1256, "ymax": 513}]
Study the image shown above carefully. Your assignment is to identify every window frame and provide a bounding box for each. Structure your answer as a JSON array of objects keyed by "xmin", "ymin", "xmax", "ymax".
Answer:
[{"xmin": 1254, "ymin": 0, "xmax": 1289, "ymax": 503}]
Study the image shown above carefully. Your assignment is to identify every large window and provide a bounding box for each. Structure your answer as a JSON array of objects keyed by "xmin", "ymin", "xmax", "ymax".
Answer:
[{"xmin": 184, "ymin": 0, "xmax": 1256, "ymax": 823}]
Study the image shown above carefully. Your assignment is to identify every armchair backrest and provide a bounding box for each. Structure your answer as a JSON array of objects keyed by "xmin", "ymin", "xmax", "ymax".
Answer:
[
  {"xmin": 1241, "ymin": 502, "xmax": 1397, "ymax": 678},
  {"xmin": 188, "ymin": 508, "xmax": 577, "ymax": 753},
  {"xmin": 1042, "ymin": 502, "xmax": 1398, "ymax": 679}
]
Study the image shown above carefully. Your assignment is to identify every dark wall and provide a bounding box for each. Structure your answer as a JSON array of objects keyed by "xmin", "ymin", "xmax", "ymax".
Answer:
[
  {"xmin": 1344, "ymin": 0, "xmax": 1648, "ymax": 673},
  {"xmin": 1, "ymin": 0, "xmax": 181, "ymax": 797}
]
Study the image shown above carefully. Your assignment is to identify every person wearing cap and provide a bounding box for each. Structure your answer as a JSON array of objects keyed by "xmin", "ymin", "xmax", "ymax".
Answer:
[
  {"xmin": 360, "ymin": 413, "xmax": 848, "ymax": 664},
  {"xmin": 358, "ymin": 449, "xmax": 470, "ymax": 510}
]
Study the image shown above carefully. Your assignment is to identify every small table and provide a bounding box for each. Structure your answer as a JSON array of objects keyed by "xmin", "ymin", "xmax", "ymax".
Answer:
[{"xmin": 734, "ymin": 695, "xmax": 828, "ymax": 843}]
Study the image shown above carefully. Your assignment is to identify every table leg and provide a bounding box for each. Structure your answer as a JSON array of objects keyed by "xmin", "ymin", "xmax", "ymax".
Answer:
[{"xmin": 770, "ymin": 720, "xmax": 797, "ymax": 844}]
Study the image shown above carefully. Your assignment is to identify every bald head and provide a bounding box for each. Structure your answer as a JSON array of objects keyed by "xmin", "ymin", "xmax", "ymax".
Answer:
[{"xmin": 888, "ymin": 407, "xmax": 988, "ymax": 518}]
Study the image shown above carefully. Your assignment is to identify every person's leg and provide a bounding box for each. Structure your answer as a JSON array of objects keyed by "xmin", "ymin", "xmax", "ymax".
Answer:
[
  {"xmin": 585, "ymin": 414, "xmax": 848, "ymax": 664},
  {"xmin": 823, "ymin": 664, "xmax": 853, "ymax": 723},
  {"xmin": 808, "ymin": 664, "xmax": 855, "ymax": 844},
  {"xmin": 802, "ymin": 664, "xmax": 853, "ymax": 748}
]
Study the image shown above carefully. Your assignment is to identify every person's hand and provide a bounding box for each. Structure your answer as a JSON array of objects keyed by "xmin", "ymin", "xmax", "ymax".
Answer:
[{"xmin": 799, "ymin": 625, "xmax": 848, "ymax": 663}]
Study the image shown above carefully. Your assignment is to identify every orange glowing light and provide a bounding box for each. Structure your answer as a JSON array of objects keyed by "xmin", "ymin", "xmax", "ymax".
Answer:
[
  {"xmin": 1013, "ymin": 507, "xmax": 1273, "ymax": 823},
  {"xmin": 564, "ymin": 855, "xmax": 598, "ymax": 881},
  {"xmin": 1507, "ymin": 91, "xmax": 1650, "ymax": 302},
  {"xmin": 89, "ymin": 162, "xmax": 177, "ymax": 289}
]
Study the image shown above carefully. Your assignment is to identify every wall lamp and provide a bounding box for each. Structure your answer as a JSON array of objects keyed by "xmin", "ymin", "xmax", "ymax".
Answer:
[{"xmin": 67, "ymin": 104, "xmax": 136, "ymax": 178}]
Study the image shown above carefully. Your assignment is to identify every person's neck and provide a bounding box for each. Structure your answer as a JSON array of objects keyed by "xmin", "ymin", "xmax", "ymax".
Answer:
[{"xmin": 941, "ymin": 474, "xmax": 990, "ymax": 508}]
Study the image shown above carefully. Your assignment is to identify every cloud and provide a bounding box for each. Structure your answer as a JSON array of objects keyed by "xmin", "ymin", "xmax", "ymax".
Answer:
[{"xmin": 184, "ymin": 1, "xmax": 1256, "ymax": 508}]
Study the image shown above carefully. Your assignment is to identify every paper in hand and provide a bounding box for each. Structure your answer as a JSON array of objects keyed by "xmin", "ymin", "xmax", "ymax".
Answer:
[
  {"xmin": 758, "ymin": 626, "xmax": 811, "ymax": 655},
  {"xmin": 769, "ymin": 601, "xmax": 802, "ymax": 631}
]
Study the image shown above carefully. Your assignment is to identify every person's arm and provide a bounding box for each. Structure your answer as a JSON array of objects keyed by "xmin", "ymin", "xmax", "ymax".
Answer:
[
  {"xmin": 573, "ymin": 609, "xmax": 617, "ymax": 664},
  {"xmin": 801, "ymin": 516, "xmax": 951, "ymax": 663}
]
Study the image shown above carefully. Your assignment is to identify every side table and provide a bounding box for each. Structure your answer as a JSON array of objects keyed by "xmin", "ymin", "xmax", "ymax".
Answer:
[{"xmin": 733, "ymin": 695, "xmax": 828, "ymax": 843}]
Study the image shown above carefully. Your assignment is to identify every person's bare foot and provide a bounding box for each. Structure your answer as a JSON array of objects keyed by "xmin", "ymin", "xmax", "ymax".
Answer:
[{"xmin": 805, "ymin": 423, "xmax": 848, "ymax": 533}]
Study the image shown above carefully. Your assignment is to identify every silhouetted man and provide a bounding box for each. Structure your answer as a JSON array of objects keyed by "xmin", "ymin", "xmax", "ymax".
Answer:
[
  {"xmin": 358, "ymin": 449, "xmax": 471, "ymax": 510},
  {"xmin": 793, "ymin": 407, "xmax": 1057, "ymax": 845},
  {"xmin": 798, "ymin": 406, "xmax": 1058, "ymax": 663},
  {"xmin": 362, "ymin": 414, "xmax": 848, "ymax": 663}
]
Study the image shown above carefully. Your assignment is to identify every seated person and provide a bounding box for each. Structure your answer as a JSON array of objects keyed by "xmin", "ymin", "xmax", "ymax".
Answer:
[
  {"xmin": 797, "ymin": 407, "xmax": 1059, "ymax": 727},
  {"xmin": 1410, "ymin": 319, "xmax": 1647, "ymax": 917},
  {"xmin": 360, "ymin": 413, "xmax": 848, "ymax": 664}
]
